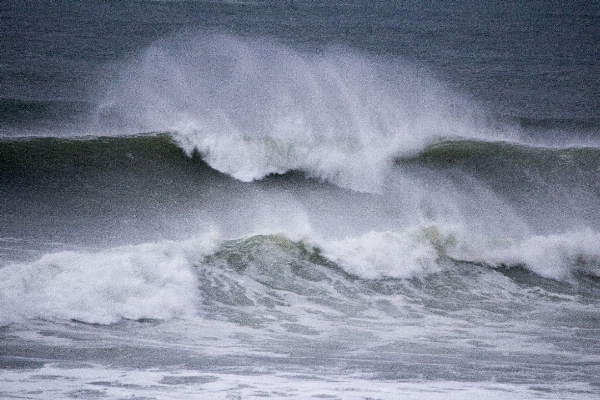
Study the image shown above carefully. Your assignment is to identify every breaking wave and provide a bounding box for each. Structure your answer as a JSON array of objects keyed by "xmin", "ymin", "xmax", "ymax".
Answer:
[
  {"xmin": 2, "ymin": 228, "xmax": 600, "ymax": 325},
  {"xmin": 93, "ymin": 33, "xmax": 506, "ymax": 192}
]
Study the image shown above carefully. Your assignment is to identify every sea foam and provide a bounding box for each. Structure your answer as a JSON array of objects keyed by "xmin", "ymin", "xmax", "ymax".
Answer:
[
  {"xmin": 319, "ymin": 225, "xmax": 600, "ymax": 281},
  {"xmin": 451, "ymin": 228, "xmax": 600, "ymax": 280},
  {"xmin": 0, "ymin": 234, "xmax": 219, "ymax": 325},
  {"xmin": 1, "ymin": 225, "xmax": 599, "ymax": 326}
]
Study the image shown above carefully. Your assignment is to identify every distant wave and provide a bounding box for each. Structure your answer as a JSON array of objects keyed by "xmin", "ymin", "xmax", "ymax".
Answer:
[{"xmin": 4, "ymin": 34, "xmax": 599, "ymax": 192}]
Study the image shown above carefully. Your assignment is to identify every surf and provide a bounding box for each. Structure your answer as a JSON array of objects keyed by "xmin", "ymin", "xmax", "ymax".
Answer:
[{"xmin": 2, "ymin": 229, "xmax": 600, "ymax": 326}]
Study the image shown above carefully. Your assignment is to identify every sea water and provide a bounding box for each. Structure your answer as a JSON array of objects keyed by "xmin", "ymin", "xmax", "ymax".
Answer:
[{"xmin": 1, "ymin": 1, "xmax": 600, "ymax": 399}]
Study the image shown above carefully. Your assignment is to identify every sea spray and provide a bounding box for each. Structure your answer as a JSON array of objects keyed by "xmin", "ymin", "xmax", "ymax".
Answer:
[{"xmin": 95, "ymin": 34, "xmax": 501, "ymax": 193}]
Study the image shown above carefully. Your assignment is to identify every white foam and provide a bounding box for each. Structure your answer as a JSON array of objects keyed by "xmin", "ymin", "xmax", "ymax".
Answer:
[
  {"xmin": 3, "ymin": 222, "xmax": 595, "ymax": 327},
  {"xmin": 95, "ymin": 34, "xmax": 501, "ymax": 193},
  {"xmin": 1, "ymin": 363, "xmax": 595, "ymax": 400},
  {"xmin": 0, "ymin": 233, "xmax": 220, "ymax": 325},
  {"xmin": 318, "ymin": 226, "xmax": 456, "ymax": 279},
  {"xmin": 318, "ymin": 225, "xmax": 600, "ymax": 281},
  {"xmin": 449, "ymin": 228, "xmax": 600, "ymax": 280}
]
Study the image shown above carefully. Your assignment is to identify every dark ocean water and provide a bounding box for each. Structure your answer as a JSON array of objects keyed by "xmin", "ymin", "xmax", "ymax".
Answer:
[{"xmin": 1, "ymin": 1, "xmax": 600, "ymax": 399}]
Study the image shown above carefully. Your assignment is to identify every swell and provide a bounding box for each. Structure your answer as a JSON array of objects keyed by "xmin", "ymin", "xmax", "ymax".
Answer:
[
  {"xmin": 0, "ymin": 134, "xmax": 232, "ymax": 255},
  {"xmin": 397, "ymin": 139, "xmax": 600, "ymax": 230},
  {"xmin": 403, "ymin": 139, "xmax": 600, "ymax": 183},
  {"xmin": 3, "ymin": 135, "xmax": 600, "ymax": 222},
  {"xmin": 0, "ymin": 134, "xmax": 214, "ymax": 218}
]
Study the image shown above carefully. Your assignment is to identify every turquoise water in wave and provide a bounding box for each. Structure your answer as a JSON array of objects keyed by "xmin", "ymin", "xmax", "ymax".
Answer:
[{"xmin": 1, "ymin": 1, "xmax": 600, "ymax": 399}]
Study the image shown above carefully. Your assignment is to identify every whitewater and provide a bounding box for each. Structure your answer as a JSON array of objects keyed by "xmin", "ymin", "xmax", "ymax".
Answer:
[{"xmin": 1, "ymin": 1, "xmax": 600, "ymax": 399}]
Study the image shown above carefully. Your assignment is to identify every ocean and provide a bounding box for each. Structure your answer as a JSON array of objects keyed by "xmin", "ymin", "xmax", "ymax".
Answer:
[{"xmin": 1, "ymin": 1, "xmax": 600, "ymax": 398}]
